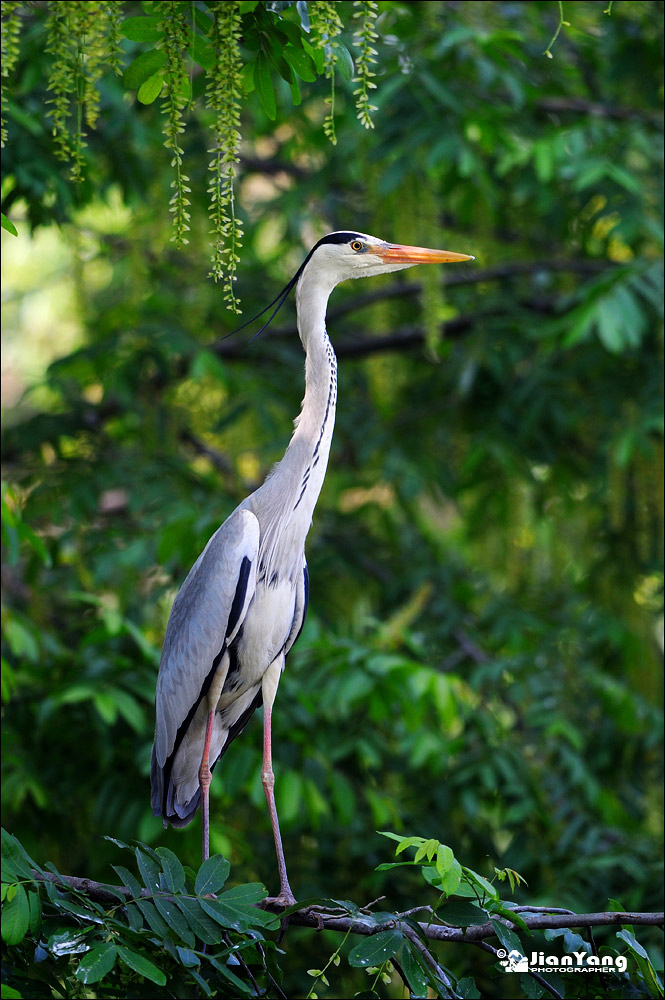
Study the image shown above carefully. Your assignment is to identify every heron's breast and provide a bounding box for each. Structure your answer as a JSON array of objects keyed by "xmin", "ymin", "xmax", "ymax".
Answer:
[{"xmin": 218, "ymin": 578, "xmax": 296, "ymax": 703}]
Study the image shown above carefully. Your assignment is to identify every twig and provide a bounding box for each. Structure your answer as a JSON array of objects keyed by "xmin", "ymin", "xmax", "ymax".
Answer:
[
  {"xmin": 512, "ymin": 905, "xmax": 576, "ymax": 914},
  {"xmin": 451, "ymin": 628, "xmax": 490, "ymax": 665},
  {"xmin": 398, "ymin": 905, "xmax": 435, "ymax": 919},
  {"xmin": 401, "ymin": 923, "xmax": 459, "ymax": 999},
  {"xmin": 222, "ymin": 930, "xmax": 261, "ymax": 996},
  {"xmin": 360, "ymin": 894, "xmax": 387, "ymax": 913}
]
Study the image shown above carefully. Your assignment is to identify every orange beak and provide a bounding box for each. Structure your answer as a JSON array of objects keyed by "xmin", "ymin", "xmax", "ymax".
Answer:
[{"xmin": 375, "ymin": 243, "xmax": 474, "ymax": 264}]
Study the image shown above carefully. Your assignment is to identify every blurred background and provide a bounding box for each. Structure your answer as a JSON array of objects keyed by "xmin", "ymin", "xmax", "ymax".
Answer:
[{"xmin": 1, "ymin": 0, "xmax": 663, "ymax": 993}]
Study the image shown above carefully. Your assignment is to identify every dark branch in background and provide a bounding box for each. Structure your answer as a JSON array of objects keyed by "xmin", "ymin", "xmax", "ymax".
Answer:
[
  {"xmin": 325, "ymin": 257, "xmax": 612, "ymax": 321},
  {"xmin": 179, "ymin": 429, "xmax": 233, "ymax": 477},
  {"xmin": 210, "ymin": 256, "xmax": 612, "ymax": 360},
  {"xmin": 0, "ymin": 261, "xmax": 610, "ymax": 469},
  {"xmin": 213, "ymin": 299, "xmax": 558, "ymax": 362},
  {"xmin": 241, "ymin": 155, "xmax": 308, "ymax": 180},
  {"xmin": 536, "ymin": 96, "xmax": 663, "ymax": 125}
]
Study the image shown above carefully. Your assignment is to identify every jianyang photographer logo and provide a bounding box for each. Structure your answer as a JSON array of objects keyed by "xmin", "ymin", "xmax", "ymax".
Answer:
[{"xmin": 498, "ymin": 948, "xmax": 628, "ymax": 975}]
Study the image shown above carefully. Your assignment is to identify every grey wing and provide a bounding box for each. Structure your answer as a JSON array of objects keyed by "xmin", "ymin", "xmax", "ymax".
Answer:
[{"xmin": 151, "ymin": 507, "xmax": 259, "ymax": 825}]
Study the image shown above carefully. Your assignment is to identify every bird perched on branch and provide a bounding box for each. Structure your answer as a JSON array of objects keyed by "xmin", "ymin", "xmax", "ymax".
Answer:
[{"xmin": 151, "ymin": 231, "xmax": 473, "ymax": 904}]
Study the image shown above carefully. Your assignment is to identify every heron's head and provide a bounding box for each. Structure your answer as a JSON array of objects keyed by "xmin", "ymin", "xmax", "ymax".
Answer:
[
  {"xmin": 228, "ymin": 231, "xmax": 473, "ymax": 342},
  {"xmin": 300, "ymin": 231, "xmax": 473, "ymax": 289}
]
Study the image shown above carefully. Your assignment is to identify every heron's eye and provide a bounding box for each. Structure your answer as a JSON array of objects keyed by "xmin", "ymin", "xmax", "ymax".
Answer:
[{"xmin": 350, "ymin": 240, "xmax": 363, "ymax": 252}]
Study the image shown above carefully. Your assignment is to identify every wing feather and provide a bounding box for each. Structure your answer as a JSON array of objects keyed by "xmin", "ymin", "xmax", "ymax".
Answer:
[{"xmin": 152, "ymin": 507, "xmax": 259, "ymax": 773}]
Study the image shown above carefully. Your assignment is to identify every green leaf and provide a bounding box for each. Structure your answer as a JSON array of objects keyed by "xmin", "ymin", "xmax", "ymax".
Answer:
[
  {"xmin": 395, "ymin": 837, "xmax": 424, "ymax": 856},
  {"xmin": 1, "ymin": 884, "xmax": 30, "ymax": 945},
  {"xmin": 2, "ymin": 829, "xmax": 39, "ymax": 881},
  {"xmin": 121, "ymin": 15, "xmax": 162, "ymax": 43},
  {"xmin": 398, "ymin": 940, "xmax": 430, "ymax": 997},
  {"xmin": 76, "ymin": 942, "xmax": 117, "ymax": 984},
  {"xmin": 195, "ymin": 855, "xmax": 230, "ymax": 896},
  {"xmin": 117, "ymin": 945, "xmax": 166, "ymax": 986},
  {"xmin": 122, "ymin": 49, "xmax": 167, "ymax": 91},
  {"xmin": 153, "ymin": 897, "xmax": 196, "ymax": 948},
  {"xmin": 135, "ymin": 848, "xmax": 161, "ymax": 892},
  {"xmin": 192, "ymin": 8, "xmax": 213, "ymax": 34},
  {"xmin": 302, "ymin": 37, "xmax": 324, "ymax": 74},
  {"xmin": 1, "ymin": 985, "xmax": 23, "ymax": 998},
  {"xmin": 336, "ymin": 43, "xmax": 354, "ymax": 82},
  {"xmin": 137, "ymin": 74, "xmax": 164, "ymax": 105},
  {"xmin": 414, "ymin": 838, "xmax": 438, "ymax": 863},
  {"xmin": 254, "ymin": 52, "xmax": 276, "ymax": 120},
  {"xmin": 238, "ymin": 1, "xmax": 259, "ymax": 12},
  {"xmin": 189, "ymin": 34, "xmax": 215, "ymax": 71},
  {"xmin": 462, "ymin": 867, "xmax": 498, "ymax": 901},
  {"xmin": 199, "ymin": 894, "xmax": 278, "ymax": 933},
  {"xmin": 27, "ymin": 889, "xmax": 41, "ymax": 936},
  {"xmin": 284, "ymin": 44, "xmax": 316, "ymax": 82},
  {"xmin": 457, "ymin": 977, "xmax": 481, "ymax": 999},
  {"xmin": 490, "ymin": 902, "xmax": 528, "ymax": 932},
  {"xmin": 207, "ymin": 954, "xmax": 254, "ymax": 995},
  {"xmin": 616, "ymin": 930, "xmax": 664, "ymax": 999},
  {"xmin": 289, "ymin": 72, "xmax": 302, "ymax": 107},
  {"xmin": 348, "ymin": 929, "xmax": 403, "ymax": 967},
  {"xmin": 176, "ymin": 945, "xmax": 200, "ymax": 967},
  {"xmin": 134, "ymin": 899, "xmax": 171, "ymax": 938},
  {"xmin": 490, "ymin": 917, "xmax": 523, "ymax": 956},
  {"xmin": 174, "ymin": 897, "xmax": 224, "ymax": 945},
  {"xmin": 111, "ymin": 865, "xmax": 141, "ymax": 898},
  {"xmin": 219, "ymin": 883, "xmax": 267, "ymax": 905},
  {"xmin": 438, "ymin": 900, "xmax": 488, "ymax": 927},
  {"xmin": 1, "ymin": 214, "xmax": 18, "ymax": 237},
  {"xmin": 156, "ymin": 846, "xmax": 186, "ymax": 893}
]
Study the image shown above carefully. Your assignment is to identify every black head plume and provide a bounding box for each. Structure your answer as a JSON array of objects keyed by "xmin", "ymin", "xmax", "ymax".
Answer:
[{"xmin": 218, "ymin": 232, "xmax": 366, "ymax": 344}]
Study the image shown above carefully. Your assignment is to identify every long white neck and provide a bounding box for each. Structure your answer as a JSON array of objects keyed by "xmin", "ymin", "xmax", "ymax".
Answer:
[{"xmin": 245, "ymin": 266, "xmax": 338, "ymax": 580}]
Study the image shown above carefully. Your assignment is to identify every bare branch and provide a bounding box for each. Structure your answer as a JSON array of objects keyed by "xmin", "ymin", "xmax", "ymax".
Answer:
[
  {"xmin": 212, "ymin": 295, "xmax": 560, "ymax": 362},
  {"xmin": 537, "ymin": 96, "xmax": 662, "ymax": 124},
  {"xmin": 324, "ymin": 257, "xmax": 612, "ymax": 321}
]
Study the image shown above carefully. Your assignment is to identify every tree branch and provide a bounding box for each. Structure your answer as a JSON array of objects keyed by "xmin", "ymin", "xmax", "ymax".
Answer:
[
  {"xmin": 324, "ymin": 257, "xmax": 611, "ymax": 321},
  {"xmin": 536, "ymin": 96, "xmax": 662, "ymax": 125},
  {"xmin": 213, "ymin": 298, "xmax": 557, "ymax": 362},
  {"xmin": 32, "ymin": 870, "xmax": 664, "ymax": 944}
]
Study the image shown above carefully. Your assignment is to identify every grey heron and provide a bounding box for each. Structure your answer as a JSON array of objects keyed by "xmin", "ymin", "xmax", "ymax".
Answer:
[{"xmin": 151, "ymin": 231, "xmax": 473, "ymax": 904}]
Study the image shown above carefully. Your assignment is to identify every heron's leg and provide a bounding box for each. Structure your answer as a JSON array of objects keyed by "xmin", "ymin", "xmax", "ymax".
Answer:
[
  {"xmin": 199, "ymin": 708, "xmax": 215, "ymax": 862},
  {"xmin": 261, "ymin": 657, "xmax": 295, "ymax": 906}
]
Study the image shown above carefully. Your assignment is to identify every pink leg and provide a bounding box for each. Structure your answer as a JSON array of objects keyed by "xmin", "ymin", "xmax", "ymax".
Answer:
[
  {"xmin": 262, "ymin": 697, "xmax": 295, "ymax": 906},
  {"xmin": 199, "ymin": 708, "xmax": 215, "ymax": 863}
]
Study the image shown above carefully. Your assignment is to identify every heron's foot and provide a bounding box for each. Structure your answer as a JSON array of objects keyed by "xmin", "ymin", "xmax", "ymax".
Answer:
[{"xmin": 272, "ymin": 888, "xmax": 297, "ymax": 910}]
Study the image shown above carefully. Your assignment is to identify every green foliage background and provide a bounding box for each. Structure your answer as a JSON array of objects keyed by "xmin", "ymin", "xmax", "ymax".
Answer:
[{"xmin": 1, "ymin": 1, "xmax": 663, "ymax": 996}]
